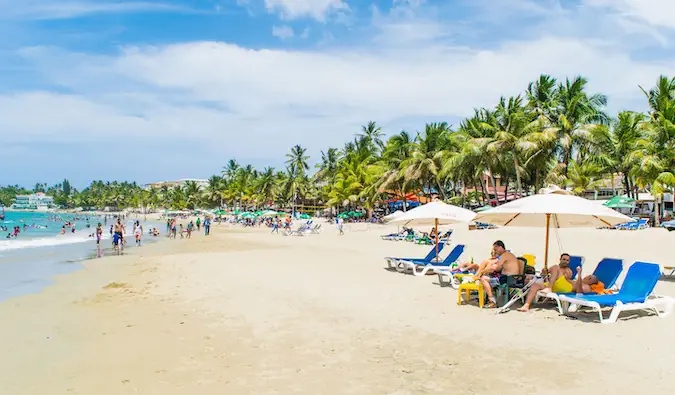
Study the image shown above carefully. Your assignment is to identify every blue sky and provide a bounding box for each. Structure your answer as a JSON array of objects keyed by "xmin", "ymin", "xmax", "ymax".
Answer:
[{"xmin": 1, "ymin": 0, "xmax": 675, "ymax": 187}]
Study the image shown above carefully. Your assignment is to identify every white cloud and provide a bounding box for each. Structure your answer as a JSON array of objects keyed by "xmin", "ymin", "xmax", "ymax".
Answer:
[
  {"xmin": 2, "ymin": 0, "xmax": 675, "ymax": 182},
  {"xmin": 0, "ymin": 0, "xmax": 185, "ymax": 20},
  {"xmin": 584, "ymin": 0, "xmax": 675, "ymax": 30},
  {"xmin": 4, "ymin": 35, "xmax": 672, "ymax": 148},
  {"xmin": 264, "ymin": 0, "xmax": 348, "ymax": 21},
  {"xmin": 272, "ymin": 25, "xmax": 295, "ymax": 39}
]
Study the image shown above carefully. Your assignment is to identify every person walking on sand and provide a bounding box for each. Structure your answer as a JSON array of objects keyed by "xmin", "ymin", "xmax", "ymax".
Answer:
[
  {"xmin": 196, "ymin": 217, "xmax": 201, "ymax": 231},
  {"xmin": 134, "ymin": 221, "xmax": 143, "ymax": 246},
  {"xmin": 204, "ymin": 217, "xmax": 211, "ymax": 236},
  {"xmin": 179, "ymin": 223, "xmax": 184, "ymax": 238},
  {"xmin": 337, "ymin": 216, "xmax": 344, "ymax": 235},
  {"xmin": 186, "ymin": 221, "xmax": 193, "ymax": 239}
]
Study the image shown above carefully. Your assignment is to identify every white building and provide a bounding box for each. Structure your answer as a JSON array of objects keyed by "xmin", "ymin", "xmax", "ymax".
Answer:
[
  {"xmin": 144, "ymin": 178, "xmax": 209, "ymax": 190},
  {"xmin": 12, "ymin": 192, "xmax": 55, "ymax": 210}
]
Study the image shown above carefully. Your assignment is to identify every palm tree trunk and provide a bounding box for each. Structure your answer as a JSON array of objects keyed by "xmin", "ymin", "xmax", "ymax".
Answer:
[
  {"xmin": 503, "ymin": 177, "xmax": 510, "ymax": 203},
  {"xmin": 610, "ymin": 172, "xmax": 616, "ymax": 196},
  {"xmin": 623, "ymin": 173, "xmax": 630, "ymax": 197},
  {"xmin": 436, "ymin": 180, "xmax": 446, "ymax": 201},
  {"xmin": 489, "ymin": 171, "xmax": 499, "ymax": 206},
  {"xmin": 461, "ymin": 183, "xmax": 466, "ymax": 207},
  {"xmin": 513, "ymin": 150, "xmax": 523, "ymax": 199},
  {"xmin": 479, "ymin": 179, "xmax": 488, "ymax": 205}
]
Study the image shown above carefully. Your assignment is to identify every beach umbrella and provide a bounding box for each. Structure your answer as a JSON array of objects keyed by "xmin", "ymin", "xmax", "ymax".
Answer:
[
  {"xmin": 299, "ymin": 213, "xmax": 311, "ymax": 219},
  {"xmin": 260, "ymin": 210, "xmax": 281, "ymax": 217},
  {"xmin": 475, "ymin": 205, "xmax": 493, "ymax": 212},
  {"xmin": 603, "ymin": 195, "xmax": 634, "ymax": 209},
  {"xmin": 352, "ymin": 212, "xmax": 364, "ymax": 217},
  {"xmin": 473, "ymin": 193, "xmax": 633, "ymax": 271},
  {"xmin": 383, "ymin": 210, "xmax": 404, "ymax": 221},
  {"xmin": 390, "ymin": 201, "xmax": 477, "ymax": 262}
]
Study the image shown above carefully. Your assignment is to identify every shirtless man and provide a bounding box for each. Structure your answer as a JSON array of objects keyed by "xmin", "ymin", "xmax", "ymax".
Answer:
[
  {"xmin": 519, "ymin": 257, "xmax": 602, "ymax": 312},
  {"xmin": 480, "ymin": 240, "xmax": 520, "ymax": 308},
  {"xmin": 519, "ymin": 253, "xmax": 581, "ymax": 312},
  {"xmin": 114, "ymin": 219, "xmax": 125, "ymax": 250}
]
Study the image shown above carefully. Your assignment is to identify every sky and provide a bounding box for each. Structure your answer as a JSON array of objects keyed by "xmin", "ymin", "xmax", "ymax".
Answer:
[{"xmin": 1, "ymin": 0, "xmax": 675, "ymax": 188}]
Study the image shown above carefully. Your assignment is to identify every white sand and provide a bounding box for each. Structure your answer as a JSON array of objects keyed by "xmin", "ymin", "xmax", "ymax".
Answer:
[{"xmin": 1, "ymin": 221, "xmax": 674, "ymax": 394}]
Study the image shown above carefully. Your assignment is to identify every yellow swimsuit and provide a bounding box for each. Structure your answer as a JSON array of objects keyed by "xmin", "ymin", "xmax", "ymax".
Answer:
[{"xmin": 550, "ymin": 276, "xmax": 574, "ymax": 293}]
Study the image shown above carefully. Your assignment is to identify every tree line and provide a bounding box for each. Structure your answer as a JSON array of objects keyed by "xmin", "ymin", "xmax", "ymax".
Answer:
[{"xmin": 1, "ymin": 74, "xmax": 674, "ymax": 216}]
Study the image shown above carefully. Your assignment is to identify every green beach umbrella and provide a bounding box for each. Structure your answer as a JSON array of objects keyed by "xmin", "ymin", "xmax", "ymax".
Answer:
[
  {"xmin": 352, "ymin": 212, "xmax": 364, "ymax": 217},
  {"xmin": 299, "ymin": 213, "xmax": 311, "ymax": 219},
  {"xmin": 475, "ymin": 205, "xmax": 493, "ymax": 212},
  {"xmin": 603, "ymin": 196, "xmax": 634, "ymax": 209}
]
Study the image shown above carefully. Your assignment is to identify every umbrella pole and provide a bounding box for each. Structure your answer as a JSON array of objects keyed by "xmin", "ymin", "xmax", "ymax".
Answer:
[
  {"xmin": 544, "ymin": 213, "xmax": 551, "ymax": 274},
  {"xmin": 435, "ymin": 218, "xmax": 439, "ymax": 263}
]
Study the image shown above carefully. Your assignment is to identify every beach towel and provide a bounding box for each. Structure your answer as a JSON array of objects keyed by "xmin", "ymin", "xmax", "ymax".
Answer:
[{"xmin": 590, "ymin": 281, "xmax": 614, "ymax": 295}]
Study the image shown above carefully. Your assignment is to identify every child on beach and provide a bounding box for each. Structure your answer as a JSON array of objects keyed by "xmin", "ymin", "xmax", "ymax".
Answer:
[
  {"xmin": 112, "ymin": 232, "xmax": 120, "ymax": 254},
  {"xmin": 179, "ymin": 224, "xmax": 184, "ymax": 238}
]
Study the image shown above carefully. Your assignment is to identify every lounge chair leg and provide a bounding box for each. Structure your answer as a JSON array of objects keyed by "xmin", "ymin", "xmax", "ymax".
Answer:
[{"xmin": 604, "ymin": 302, "xmax": 623, "ymax": 324}]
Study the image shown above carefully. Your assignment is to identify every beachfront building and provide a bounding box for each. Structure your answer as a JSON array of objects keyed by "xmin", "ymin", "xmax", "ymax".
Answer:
[
  {"xmin": 11, "ymin": 192, "xmax": 55, "ymax": 210},
  {"xmin": 144, "ymin": 179, "xmax": 209, "ymax": 190}
]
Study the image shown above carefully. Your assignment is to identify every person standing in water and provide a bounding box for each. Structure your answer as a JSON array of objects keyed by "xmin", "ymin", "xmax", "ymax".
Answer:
[
  {"xmin": 134, "ymin": 221, "xmax": 143, "ymax": 246},
  {"xmin": 96, "ymin": 223, "xmax": 103, "ymax": 258}
]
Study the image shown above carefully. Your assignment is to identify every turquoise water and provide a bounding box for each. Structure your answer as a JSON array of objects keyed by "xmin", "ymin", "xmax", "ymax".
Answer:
[{"xmin": 0, "ymin": 211, "xmax": 160, "ymax": 301}]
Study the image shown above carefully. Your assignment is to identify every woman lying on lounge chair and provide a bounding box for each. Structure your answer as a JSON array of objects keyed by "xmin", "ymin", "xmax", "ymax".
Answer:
[
  {"xmin": 518, "ymin": 266, "xmax": 600, "ymax": 312},
  {"xmin": 453, "ymin": 248, "xmax": 498, "ymax": 274}
]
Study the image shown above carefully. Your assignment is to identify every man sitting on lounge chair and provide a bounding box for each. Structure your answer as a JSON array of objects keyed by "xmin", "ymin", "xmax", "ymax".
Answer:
[
  {"xmin": 479, "ymin": 240, "xmax": 520, "ymax": 308},
  {"xmin": 518, "ymin": 254, "xmax": 600, "ymax": 312}
]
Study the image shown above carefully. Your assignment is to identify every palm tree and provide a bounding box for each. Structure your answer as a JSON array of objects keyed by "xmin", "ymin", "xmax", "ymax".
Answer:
[
  {"xmin": 484, "ymin": 95, "xmax": 538, "ymax": 198},
  {"xmin": 549, "ymin": 76, "xmax": 609, "ymax": 176},
  {"xmin": 589, "ymin": 111, "xmax": 645, "ymax": 196},
  {"xmin": 315, "ymin": 148, "xmax": 340, "ymax": 184},
  {"xmin": 401, "ymin": 122, "xmax": 452, "ymax": 201},
  {"xmin": 285, "ymin": 145, "xmax": 310, "ymax": 177},
  {"xmin": 357, "ymin": 121, "xmax": 384, "ymax": 154},
  {"xmin": 222, "ymin": 159, "xmax": 239, "ymax": 183},
  {"xmin": 256, "ymin": 167, "xmax": 276, "ymax": 206}
]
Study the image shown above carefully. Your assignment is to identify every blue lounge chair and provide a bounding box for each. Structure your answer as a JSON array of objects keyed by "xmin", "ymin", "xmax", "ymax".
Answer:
[
  {"xmin": 385, "ymin": 241, "xmax": 446, "ymax": 269},
  {"xmin": 568, "ymin": 255, "xmax": 584, "ymax": 280},
  {"xmin": 537, "ymin": 258, "xmax": 622, "ymax": 313},
  {"xmin": 559, "ymin": 262, "xmax": 674, "ymax": 323},
  {"xmin": 397, "ymin": 244, "xmax": 465, "ymax": 276}
]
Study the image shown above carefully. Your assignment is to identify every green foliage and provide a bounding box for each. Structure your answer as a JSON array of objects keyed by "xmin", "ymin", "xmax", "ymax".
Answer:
[{"xmin": 3, "ymin": 74, "xmax": 675, "ymax": 213}]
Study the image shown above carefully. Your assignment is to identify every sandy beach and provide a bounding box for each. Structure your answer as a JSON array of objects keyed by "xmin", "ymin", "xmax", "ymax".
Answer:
[{"xmin": 1, "ymin": 221, "xmax": 674, "ymax": 394}]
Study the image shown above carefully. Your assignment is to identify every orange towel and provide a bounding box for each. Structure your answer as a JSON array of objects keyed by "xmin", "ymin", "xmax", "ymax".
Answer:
[{"xmin": 590, "ymin": 281, "xmax": 613, "ymax": 295}]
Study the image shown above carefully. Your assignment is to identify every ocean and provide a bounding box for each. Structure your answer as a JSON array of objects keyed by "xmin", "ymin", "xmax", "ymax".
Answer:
[{"xmin": 0, "ymin": 211, "xmax": 160, "ymax": 302}]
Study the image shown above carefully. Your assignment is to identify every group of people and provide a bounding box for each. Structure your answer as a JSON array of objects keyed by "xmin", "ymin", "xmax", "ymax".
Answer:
[
  {"xmin": 4, "ymin": 226, "xmax": 23, "ymax": 239},
  {"xmin": 453, "ymin": 240, "xmax": 603, "ymax": 310},
  {"xmin": 165, "ymin": 216, "xmax": 211, "ymax": 239}
]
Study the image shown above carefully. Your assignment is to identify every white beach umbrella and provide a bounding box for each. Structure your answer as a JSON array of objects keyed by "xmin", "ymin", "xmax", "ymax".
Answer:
[
  {"xmin": 390, "ymin": 201, "xmax": 477, "ymax": 261},
  {"xmin": 260, "ymin": 210, "xmax": 282, "ymax": 218},
  {"xmin": 473, "ymin": 193, "xmax": 633, "ymax": 270},
  {"xmin": 383, "ymin": 210, "xmax": 405, "ymax": 221}
]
